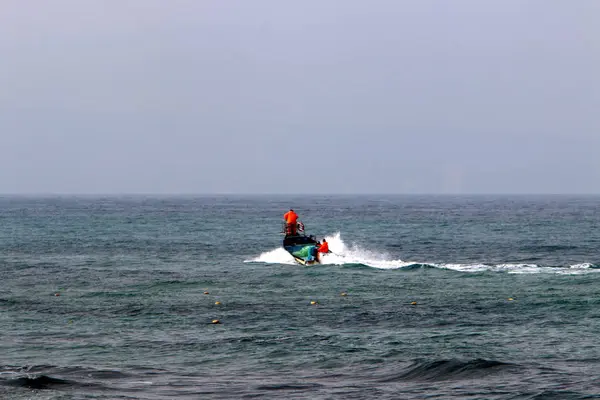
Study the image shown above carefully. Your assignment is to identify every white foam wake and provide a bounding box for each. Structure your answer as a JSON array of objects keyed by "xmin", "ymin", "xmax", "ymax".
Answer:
[
  {"xmin": 246, "ymin": 233, "xmax": 599, "ymax": 275},
  {"xmin": 317, "ymin": 232, "xmax": 414, "ymax": 269},
  {"xmin": 439, "ymin": 262, "xmax": 597, "ymax": 275},
  {"xmin": 246, "ymin": 232, "xmax": 415, "ymax": 269}
]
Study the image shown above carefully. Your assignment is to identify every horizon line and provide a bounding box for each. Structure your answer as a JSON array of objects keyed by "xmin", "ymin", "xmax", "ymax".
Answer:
[{"xmin": 1, "ymin": 192, "xmax": 599, "ymax": 197}]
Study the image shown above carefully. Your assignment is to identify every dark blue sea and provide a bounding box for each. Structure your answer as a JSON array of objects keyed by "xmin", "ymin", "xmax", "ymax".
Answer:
[{"xmin": 2, "ymin": 195, "xmax": 600, "ymax": 399}]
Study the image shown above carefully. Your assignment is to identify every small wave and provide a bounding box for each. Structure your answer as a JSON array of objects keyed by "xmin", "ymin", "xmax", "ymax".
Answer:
[
  {"xmin": 85, "ymin": 370, "xmax": 130, "ymax": 379},
  {"xmin": 255, "ymin": 382, "xmax": 324, "ymax": 391},
  {"xmin": 381, "ymin": 358, "xmax": 515, "ymax": 382},
  {"xmin": 337, "ymin": 262, "xmax": 372, "ymax": 269},
  {"xmin": 0, "ymin": 365, "xmax": 127, "ymax": 391},
  {"xmin": 520, "ymin": 245, "xmax": 581, "ymax": 253},
  {"xmin": 338, "ymin": 262, "xmax": 432, "ymax": 270},
  {"xmin": 5, "ymin": 375, "xmax": 73, "ymax": 390},
  {"xmin": 521, "ymin": 390, "xmax": 590, "ymax": 400},
  {"xmin": 397, "ymin": 263, "xmax": 433, "ymax": 271}
]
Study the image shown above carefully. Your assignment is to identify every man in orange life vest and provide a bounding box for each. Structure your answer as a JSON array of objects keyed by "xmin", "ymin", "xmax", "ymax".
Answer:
[
  {"xmin": 317, "ymin": 238, "xmax": 329, "ymax": 254},
  {"xmin": 283, "ymin": 209, "xmax": 299, "ymax": 236},
  {"xmin": 315, "ymin": 239, "xmax": 329, "ymax": 262}
]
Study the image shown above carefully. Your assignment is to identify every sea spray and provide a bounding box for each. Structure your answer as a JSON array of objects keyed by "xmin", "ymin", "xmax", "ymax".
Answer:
[{"xmin": 248, "ymin": 233, "xmax": 600, "ymax": 274}]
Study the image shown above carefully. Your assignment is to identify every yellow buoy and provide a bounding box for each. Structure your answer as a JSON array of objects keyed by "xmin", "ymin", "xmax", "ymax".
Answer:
[
  {"xmin": 340, "ymin": 292, "xmax": 348, "ymax": 296},
  {"xmin": 211, "ymin": 319, "xmax": 221, "ymax": 324},
  {"xmin": 215, "ymin": 301, "xmax": 221, "ymax": 305},
  {"xmin": 310, "ymin": 301, "xmax": 318, "ymax": 305},
  {"xmin": 508, "ymin": 298, "xmax": 514, "ymax": 301},
  {"xmin": 411, "ymin": 301, "xmax": 417, "ymax": 305}
]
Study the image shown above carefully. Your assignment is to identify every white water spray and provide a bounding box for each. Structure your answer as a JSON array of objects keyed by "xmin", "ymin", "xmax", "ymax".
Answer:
[
  {"xmin": 246, "ymin": 232, "xmax": 415, "ymax": 269},
  {"xmin": 246, "ymin": 233, "xmax": 599, "ymax": 275}
]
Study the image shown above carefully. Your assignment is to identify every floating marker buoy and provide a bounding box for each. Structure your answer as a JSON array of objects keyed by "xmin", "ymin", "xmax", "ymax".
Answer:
[
  {"xmin": 310, "ymin": 301, "xmax": 318, "ymax": 305},
  {"xmin": 410, "ymin": 301, "xmax": 417, "ymax": 305},
  {"xmin": 203, "ymin": 291, "xmax": 210, "ymax": 295},
  {"xmin": 215, "ymin": 301, "xmax": 221, "ymax": 305},
  {"xmin": 211, "ymin": 319, "xmax": 220, "ymax": 324},
  {"xmin": 508, "ymin": 298, "xmax": 514, "ymax": 301},
  {"xmin": 55, "ymin": 293, "xmax": 60, "ymax": 297},
  {"xmin": 340, "ymin": 292, "xmax": 348, "ymax": 297}
]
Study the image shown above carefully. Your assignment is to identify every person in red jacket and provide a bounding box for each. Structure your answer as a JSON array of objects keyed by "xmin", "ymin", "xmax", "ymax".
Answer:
[
  {"xmin": 317, "ymin": 238, "xmax": 329, "ymax": 254},
  {"xmin": 283, "ymin": 209, "xmax": 299, "ymax": 235},
  {"xmin": 315, "ymin": 239, "xmax": 330, "ymax": 262}
]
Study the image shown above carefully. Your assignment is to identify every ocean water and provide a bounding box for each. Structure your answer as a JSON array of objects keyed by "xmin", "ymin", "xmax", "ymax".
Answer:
[{"xmin": 2, "ymin": 195, "xmax": 600, "ymax": 399}]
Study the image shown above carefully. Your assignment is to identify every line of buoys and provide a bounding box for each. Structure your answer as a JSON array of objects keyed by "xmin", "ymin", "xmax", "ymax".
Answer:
[
  {"xmin": 201, "ymin": 281, "xmax": 522, "ymax": 332},
  {"xmin": 204, "ymin": 290, "xmax": 220, "ymax": 323}
]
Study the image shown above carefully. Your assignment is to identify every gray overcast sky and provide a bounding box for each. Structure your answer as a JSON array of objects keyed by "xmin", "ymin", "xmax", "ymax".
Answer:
[{"xmin": 1, "ymin": 0, "xmax": 599, "ymax": 194}]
